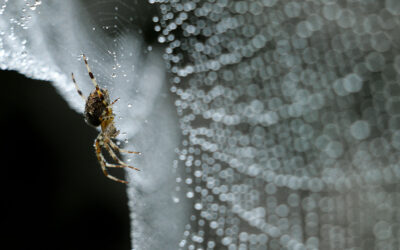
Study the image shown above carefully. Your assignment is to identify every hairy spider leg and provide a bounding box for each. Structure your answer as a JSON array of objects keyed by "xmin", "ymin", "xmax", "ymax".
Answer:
[
  {"xmin": 82, "ymin": 54, "xmax": 106, "ymax": 104},
  {"xmin": 104, "ymin": 141, "xmax": 140, "ymax": 171},
  {"xmin": 108, "ymin": 139, "xmax": 141, "ymax": 155},
  {"xmin": 71, "ymin": 72, "xmax": 87, "ymax": 101},
  {"xmin": 95, "ymin": 135, "xmax": 128, "ymax": 184},
  {"xmin": 110, "ymin": 98, "xmax": 120, "ymax": 106}
]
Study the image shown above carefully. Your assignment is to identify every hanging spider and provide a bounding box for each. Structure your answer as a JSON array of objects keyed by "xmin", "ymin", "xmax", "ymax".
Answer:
[{"xmin": 71, "ymin": 54, "xmax": 140, "ymax": 184}]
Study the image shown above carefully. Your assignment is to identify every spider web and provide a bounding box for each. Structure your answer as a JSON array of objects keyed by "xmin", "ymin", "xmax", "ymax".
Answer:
[{"xmin": 1, "ymin": 0, "xmax": 400, "ymax": 250}]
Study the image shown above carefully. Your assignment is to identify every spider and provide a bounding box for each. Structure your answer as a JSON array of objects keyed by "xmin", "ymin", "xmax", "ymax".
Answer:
[{"xmin": 71, "ymin": 54, "xmax": 140, "ymax": 184}]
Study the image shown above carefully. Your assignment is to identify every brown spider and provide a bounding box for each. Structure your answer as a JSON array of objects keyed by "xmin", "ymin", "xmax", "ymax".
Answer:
[{"xmin": 71, "ymin": 54, "xmax": 140, "ymax": 184}]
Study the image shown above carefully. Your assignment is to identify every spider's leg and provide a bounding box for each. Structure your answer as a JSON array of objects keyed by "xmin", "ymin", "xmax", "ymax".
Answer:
[
  {"xmin": 109, "ymin": 139, "xmax": 141, "ymax": 155},
  {"xmin": 105, "ymin": 162, "xmax": 140, "ymax": 171},
  {"xmin": 71, "ymin": 73, "xmax": 86, "ymax": 101},
  {"xmin": 110, "ymin": 98, "xmax": 120, "ymax": 106},
  {"xmin": 104, "ymin": 140, "xmax": 140, "ymax": 171},
  {"xmin": 82, "ymin": 54, "xmax": 104, "ymax": 100},
  {"xmin": 94, "ymin": 135, "xmax": 128, "ymax": 184}
]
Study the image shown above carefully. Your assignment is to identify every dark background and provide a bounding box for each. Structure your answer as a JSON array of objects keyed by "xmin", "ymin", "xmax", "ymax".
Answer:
[{"xmin": 1, "ymin": 70, "xmax": 130, "ymax": 250}]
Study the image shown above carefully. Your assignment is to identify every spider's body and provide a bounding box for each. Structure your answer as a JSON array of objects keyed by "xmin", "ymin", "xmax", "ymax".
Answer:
[
  {"xmin": 84, "ymin": 88, "xmax": 109, "ymax": 127},
  {"xmin": 71, "ymin": 54, "xmax": 140, "ymax": 184}
]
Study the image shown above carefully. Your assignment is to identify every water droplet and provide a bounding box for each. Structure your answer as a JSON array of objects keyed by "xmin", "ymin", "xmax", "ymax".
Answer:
[
  {"xmin": 324, "ymin": 141, "xmax": 343, "ymax": 158},
  {"xmin": 343, "ymin": 73, "xmax": 363, "ymax": 93},
  {"xmin": 194, "ymin": 203, "xmax": 202, "ymax": 210},
  {"xmin": 350, "ymin": 120, "xmax": 370, "ymax": 140}
]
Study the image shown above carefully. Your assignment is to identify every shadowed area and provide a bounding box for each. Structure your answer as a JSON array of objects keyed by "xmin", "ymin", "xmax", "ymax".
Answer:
[{"xmin": 1, "ymin": 70, "xmax": 130, "ymax": 250}]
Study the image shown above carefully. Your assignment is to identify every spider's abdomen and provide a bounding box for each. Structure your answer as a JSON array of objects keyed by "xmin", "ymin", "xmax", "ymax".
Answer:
[{"xmin": 84, "ymin": 89, "xmax": 109, "ymax": 127}]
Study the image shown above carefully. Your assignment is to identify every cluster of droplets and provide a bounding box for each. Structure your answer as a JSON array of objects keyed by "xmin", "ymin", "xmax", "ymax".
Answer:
[
  {"xmin": 0, "ymin": 0, "xmax": 47, "ymax": 77},
  {"xmin": 151, "ymin": 0, "xmax": 400, "ymax": 249},
  {"xmin": 0, "ymin": 0, "xmax": 41, "ymax": 27}
]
